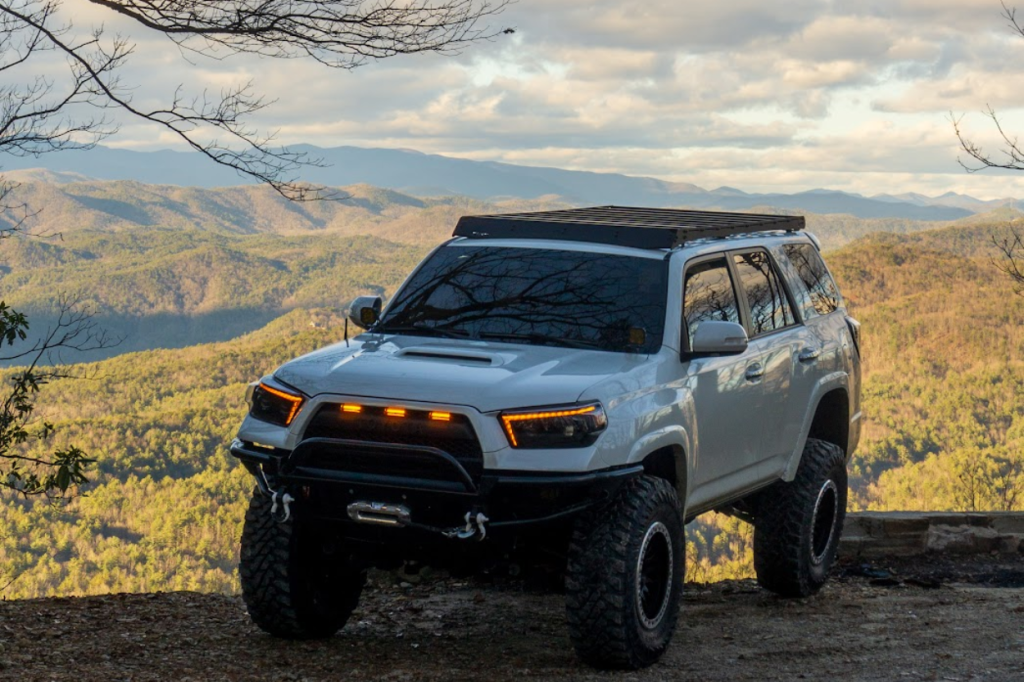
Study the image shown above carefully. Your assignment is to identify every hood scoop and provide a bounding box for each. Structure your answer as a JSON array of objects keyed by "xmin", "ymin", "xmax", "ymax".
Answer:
[{"xmin": 397, "ymin": 347, "xmax": 499, "ymax": 366}]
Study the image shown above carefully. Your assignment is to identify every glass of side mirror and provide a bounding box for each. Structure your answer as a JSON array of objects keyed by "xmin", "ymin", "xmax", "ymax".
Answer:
[
  {"xmin": 690, "ymin": 321, "xmax": 748, "ymax": 356},
  {"xmin": 347, "ymin": 295, "xmax": 383, "ymax": 330}
]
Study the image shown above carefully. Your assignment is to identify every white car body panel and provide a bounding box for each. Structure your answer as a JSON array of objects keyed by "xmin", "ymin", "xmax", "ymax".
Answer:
[{"xmin": 236, "ymin": 230, "xmax": 859, "ymax": 517}]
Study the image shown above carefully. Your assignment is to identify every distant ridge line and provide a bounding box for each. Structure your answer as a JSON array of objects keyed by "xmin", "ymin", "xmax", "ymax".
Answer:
[{"xmin": 0, "ymin": 144, "xmax": 993, "ymax": 221}]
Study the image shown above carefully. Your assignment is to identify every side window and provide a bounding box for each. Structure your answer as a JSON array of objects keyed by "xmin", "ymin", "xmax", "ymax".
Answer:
[
  {"xmin": 783, "ymin": 243, "xmax": 842, "ymax": 317},
  {"xmin": 683, "ymin": 258, "xmax": 741, "ymax": 348},
  {"xmin": 732, "ymin": 251, "xmax": 796, "ymax": 336}
]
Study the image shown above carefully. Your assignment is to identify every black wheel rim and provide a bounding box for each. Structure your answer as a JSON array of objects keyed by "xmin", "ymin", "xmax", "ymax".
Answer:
[
  {"xmin": 636, "ymin": 521, "xmax": 673, "ymax": 629},
  {"xmin": 810, "ymin": 479, "xmax": 838, "ymax": 565}
]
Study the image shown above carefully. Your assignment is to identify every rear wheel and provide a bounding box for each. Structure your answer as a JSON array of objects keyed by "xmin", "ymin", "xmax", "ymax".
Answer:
[
  {"xmin": 565, "ymin": 475, "xmax": 684, "ymax": 670},
  {"xmin": 753, "ymin": 438, "xmax": 847, "ymax": 598},
  {"xmin": 239, "ymin": 490, "xmax": 365, "ymax": 638}
]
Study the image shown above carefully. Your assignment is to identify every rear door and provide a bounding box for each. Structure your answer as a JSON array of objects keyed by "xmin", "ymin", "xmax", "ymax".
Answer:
[
  {"xmin": 728, "ymin": 249, "xmax": 802, "ymax": 471},
  {"xmin": 777, "ymin": 242, "xmax": 854, "ymax": 457}
]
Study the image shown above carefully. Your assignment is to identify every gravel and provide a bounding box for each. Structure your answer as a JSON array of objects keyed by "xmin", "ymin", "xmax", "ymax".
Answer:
[{"xmin": 1, "ymin": 556, "xmax": 1021, "ymax": 681}]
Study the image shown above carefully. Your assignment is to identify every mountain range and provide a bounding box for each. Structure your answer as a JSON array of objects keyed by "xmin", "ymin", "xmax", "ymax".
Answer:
[
  {"xmin": 2, "ymin": 215, "xmax": 1022, "ymax": 599},
  {"xmin": 3, "ymin": 144, "xmax": 1019, "ymax": 221}
]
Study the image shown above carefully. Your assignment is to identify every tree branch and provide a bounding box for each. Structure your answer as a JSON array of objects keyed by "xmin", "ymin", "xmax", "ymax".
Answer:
[{"xmin": 0, "ymin": 0, "xmax": 510, "ymax": 200}]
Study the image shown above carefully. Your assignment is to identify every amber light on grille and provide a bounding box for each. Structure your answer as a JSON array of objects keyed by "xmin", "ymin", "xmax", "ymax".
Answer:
[
  {"xmin": 341, "ymin": 404, "xmax": 362, "ymax": 413},
  {"xmin": 430, "ymin": 411, "xmax": 452, "ymax": 422},
  {"xmin": 385, "ymin": 407, "xmax": 407, "ymax": 418},
  {"xmin": 500, "ymin": 403, "xmax": 607, "ymax": 448}
]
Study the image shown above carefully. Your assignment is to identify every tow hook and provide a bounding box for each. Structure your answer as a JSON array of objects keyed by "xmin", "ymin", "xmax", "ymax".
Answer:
[
  {"xmin": 445, "ymin": 511, "xmax": 490, "ymax": 541},
  {"xmin": 270, "ymin": 490, "xmax": 295, "ymax": 523}
]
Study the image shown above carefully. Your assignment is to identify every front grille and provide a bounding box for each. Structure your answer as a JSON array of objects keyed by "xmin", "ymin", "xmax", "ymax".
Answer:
[{"xmin": 301, "ymin": 404, "xmax": 484, "ymax": 481}]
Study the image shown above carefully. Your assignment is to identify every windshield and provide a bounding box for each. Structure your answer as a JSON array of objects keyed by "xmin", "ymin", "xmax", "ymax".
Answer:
[{"xmin": 377, "ymin": 245, "xmax": 668, "ymax": 353}]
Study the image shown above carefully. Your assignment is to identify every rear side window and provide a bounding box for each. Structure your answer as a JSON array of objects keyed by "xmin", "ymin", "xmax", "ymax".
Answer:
[
  {"xmin": 683, "ymin": 258, "xmax": 740, "ymax": 348},
  {"xmin": 783, "ymin": 243, "xmax": 842, "ymax": 317},
  {"xmin": 732, "ymin": 251, "xmax": 796, "ymax": 336}
]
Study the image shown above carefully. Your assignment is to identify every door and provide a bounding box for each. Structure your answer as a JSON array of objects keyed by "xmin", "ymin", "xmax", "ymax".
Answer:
[
  {"xmin": 776, "ymin": 243, "xmax": 852, "ymax": 462},
  {"xmin": 683, "ymin": 256, "xmax": 767, "ymax": 499},
  {"xmin": 729, "ymin": 249, "xmax": 800, "ymax": 470}
]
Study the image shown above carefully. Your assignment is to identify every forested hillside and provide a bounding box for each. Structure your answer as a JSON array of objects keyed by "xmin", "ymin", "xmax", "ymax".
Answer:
[
  {"xmin": 0, "ymin": 182, "xmax": 948, "ymax": 361},
  {"xmin": 1, "ymin": 207, "xmax": 1021, "ymax": 596},
  {"xmin": 0, "ymin": 311, "xmax": 335, "ymax": 596},
  {"xmin": 831, "ymin": 226, "xmax": 1024, "ymax": 511},
  {"xmin": 689, "ymin": 221, "xmax": 1024, "ymax": 580}
]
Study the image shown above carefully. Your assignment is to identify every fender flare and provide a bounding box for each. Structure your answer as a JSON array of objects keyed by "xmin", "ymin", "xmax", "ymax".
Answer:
[
  {"xmin": 626, "ymin": 425, "xmax": 692, "ymax": 509},
  {"xmin": 782, "ymin": 371, "xmax": 850, "ymax": 481}
]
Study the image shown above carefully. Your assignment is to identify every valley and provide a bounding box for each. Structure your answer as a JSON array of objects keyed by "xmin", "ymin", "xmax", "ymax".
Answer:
[{"xmin": 0, "ymin": 185, "xmax": 1021, "ymax": 596}]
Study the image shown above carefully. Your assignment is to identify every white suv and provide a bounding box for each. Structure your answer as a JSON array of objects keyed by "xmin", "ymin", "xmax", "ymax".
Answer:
[{"xmin": 231, "ymin": 206, "xmax": 862, "ymax": 670}]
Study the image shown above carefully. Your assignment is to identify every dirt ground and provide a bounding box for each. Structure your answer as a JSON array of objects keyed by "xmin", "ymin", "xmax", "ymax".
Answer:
[{"xmin": 0, "ymin": 556, "xmax": 1021, "ymax": 682}]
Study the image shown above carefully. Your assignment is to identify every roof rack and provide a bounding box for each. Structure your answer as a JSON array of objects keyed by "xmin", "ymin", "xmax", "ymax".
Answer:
[{"xmin": 453, "ymin": 206, "xmax": 804, "ymax": 250}]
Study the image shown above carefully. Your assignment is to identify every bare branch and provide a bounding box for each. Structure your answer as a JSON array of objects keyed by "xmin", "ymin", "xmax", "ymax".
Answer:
[
  {"xmin": 992, "ymin": 226, "xmax": 1024, "ymax": 294},
  {"xmin": 0, "ymin": 0, "xmax": 509, "ymax": 199},
  {"xmin": 953, "ymin": 6, "xmax": 1024, "ymax": 297},
  {"xmin": 0, "ymin": 294, "xmax": 116, "ymax": 498},
  {"xmin": 87, "ymin": 0, "xmax": 511, "ymax": 68},
  {"xmin": 1003, "ymin": 1, "xmax": 1024, "ymax": 38},
  {"xmin": 952, "ymin": 107, "xmax": 1024, "ymax": 173}
]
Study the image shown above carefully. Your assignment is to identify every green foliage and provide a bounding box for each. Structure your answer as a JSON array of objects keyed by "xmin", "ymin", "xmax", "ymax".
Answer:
[
  {"xmin": 1, "ymin": 209, "xmax": 1022, "ymax": 596},
  {"xmin": 0, "ymin": 312, "xmax": 339, "ymax": 597},
  {"xmin": 0, "ymin": 298, "xmax": 94, "ymax": 499},
  {"xmin": 681, "ymin": 222, "xmax": 1024, "ymax": 581}
]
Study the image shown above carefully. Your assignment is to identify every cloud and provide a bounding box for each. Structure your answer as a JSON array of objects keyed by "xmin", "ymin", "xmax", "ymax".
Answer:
[{"xmin": 12, "ymin": 0, "xmax": 1024, "ymax": 197}]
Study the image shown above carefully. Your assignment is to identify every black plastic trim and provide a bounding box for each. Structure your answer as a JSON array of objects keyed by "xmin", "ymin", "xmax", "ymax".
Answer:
[
  {"xmin": 288, "ymin": 437, "xmax": 477, "ymax": 492},
  {"xmin": 481, "ymin": 465, "xmax": 643, "ymax": 488},
  {"xmin": 285, "ymin": 467, "xmax": 474, "ymax": 495},
  {"xmin": 231, "ymin": 439, "xmax": 645, "ymax": 527},
  {"xmin": 454, "ymin": 206, "xmax": 804, "ymax": 250}
]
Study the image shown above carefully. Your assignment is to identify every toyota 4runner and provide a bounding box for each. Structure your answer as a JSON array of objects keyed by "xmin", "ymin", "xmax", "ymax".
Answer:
[{"xmin": 231, "ymin": 206, "xmax": 862, "ymax": 669}]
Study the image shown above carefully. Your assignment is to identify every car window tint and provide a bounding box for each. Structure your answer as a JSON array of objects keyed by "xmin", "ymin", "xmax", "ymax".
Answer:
[
  {"xmin": 783, "ymin": 243, "xmax": 842, "ymax": 317},
  {"xmin": 683, "ymin": 259, "xmax": 740, "ymax": 348},
  {"xmin": 732, "ymin": 251, "xmax": 795, "ymax": 335},
  {"xmin": 380, "ymin": 245, "xmax": 668, "ymax": 353}
]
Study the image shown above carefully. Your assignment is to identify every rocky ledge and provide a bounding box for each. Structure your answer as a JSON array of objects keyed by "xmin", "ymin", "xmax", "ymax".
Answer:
[{"xmin": 841, "ymin": 511, "xmax": 1024, "ymax": 559}]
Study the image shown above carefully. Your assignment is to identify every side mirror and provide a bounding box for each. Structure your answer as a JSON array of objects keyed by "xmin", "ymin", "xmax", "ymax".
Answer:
[
  {"xmin": 690, "ymin": 321, "xmax": 748, "ymax": 356},
  {"xmin": 347, "ymin": 295, "xmax": 383, "ymax": 330}
]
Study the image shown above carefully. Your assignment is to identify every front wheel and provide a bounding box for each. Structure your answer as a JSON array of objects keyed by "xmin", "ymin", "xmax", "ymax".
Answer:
[
  {"xmin": 565, "ymin": 475, "xmax": 684, "ymax": 670},
  {"xmin": 753, "ymin": 438, "xmax": 847, "ymax": 598},
  {"xmin": 239, "ymin": 490, "xmax": 365, "ymax": 639}
]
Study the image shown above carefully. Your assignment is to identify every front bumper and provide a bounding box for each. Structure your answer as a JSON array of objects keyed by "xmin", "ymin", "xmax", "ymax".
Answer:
[{"xmin": 230, "ymin": 438, "xmax": 641, "ymax": 534}]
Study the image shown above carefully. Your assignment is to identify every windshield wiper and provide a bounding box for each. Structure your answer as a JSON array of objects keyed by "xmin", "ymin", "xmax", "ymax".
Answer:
[
  {"xmin": 375, "ymin": 323, "xmax": 472, "ymax": 339},
  {"xmin": 477, "ymin": 331, "xmax": 603, "ymax": 350}
]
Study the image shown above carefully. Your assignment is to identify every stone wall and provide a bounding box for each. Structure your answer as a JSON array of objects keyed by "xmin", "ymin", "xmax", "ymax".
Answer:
[{"xmin": 839, "ymin": 512, "xmax": 1024, "ymax": 559}]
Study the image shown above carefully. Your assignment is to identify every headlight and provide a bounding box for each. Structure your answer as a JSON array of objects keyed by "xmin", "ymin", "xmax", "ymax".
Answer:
[
  {"xmin": 500, "ymin": 403, "xmax": 607, "ymax": 449},
  {"xmin": 249, "ymin": 381, "xmax": 305, "ymax": 427}
]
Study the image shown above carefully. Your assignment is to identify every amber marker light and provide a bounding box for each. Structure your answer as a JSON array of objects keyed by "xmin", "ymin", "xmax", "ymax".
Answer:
[
  {"xmin": 430, "ymin": 411, "xmax": 452, "ymax": 422},
  {"xmin": 341, "ymin": 404, "xmax": 362, "ymax": 414},
  {"xmin": 385, "ymin": 407, "xmax": 407, "ymax": 418}
]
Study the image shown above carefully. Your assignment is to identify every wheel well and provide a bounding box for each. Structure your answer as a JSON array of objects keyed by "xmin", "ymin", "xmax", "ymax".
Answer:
[
  {"xmin": 807, "ymin": 389, "xmax": 849, "ymax": 454},
  {"xmin": 641, "ymin": 445, "xmax": 685, "ymax": 494}
]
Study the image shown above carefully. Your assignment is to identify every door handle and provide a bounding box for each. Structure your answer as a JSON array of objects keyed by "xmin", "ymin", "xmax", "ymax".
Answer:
[
  {"xmin": 745, "ymin": 363, "xmax": 764, "ymax": 381},
  {"xmin": 798, "ymin": 348, "xmax": 821, "ymax": 363}
]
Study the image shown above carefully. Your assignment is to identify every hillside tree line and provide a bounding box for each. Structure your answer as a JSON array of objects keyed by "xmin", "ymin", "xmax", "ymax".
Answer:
[{"xmin": 0, "ymin": 0, "xmax": 508, "ymax": 498}]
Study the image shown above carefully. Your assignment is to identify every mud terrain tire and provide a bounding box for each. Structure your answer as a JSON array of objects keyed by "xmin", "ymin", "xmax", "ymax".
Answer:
[
  {"xmin": 753, "ymin": 438, "xmax": 847, "ymax": 598},
  {"xmin": 240, "ymin": 491, "xmax": 364, "ymax": 639},
  {"xmin": 565, "ymin": 475, "xmax": 684, "ymax": 670}
]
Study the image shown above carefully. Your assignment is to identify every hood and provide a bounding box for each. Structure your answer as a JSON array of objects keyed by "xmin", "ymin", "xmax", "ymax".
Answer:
[{"xmin": 273, "ymin": 334, "xmax": 641, "ymax": 413}]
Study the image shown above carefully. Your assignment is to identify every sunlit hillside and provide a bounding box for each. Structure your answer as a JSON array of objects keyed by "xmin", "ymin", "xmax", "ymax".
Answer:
[
  {"xmin": 0, "ymin": 182, "xmax": 957, "ymax": 361},
  {"xmin": 1, "ymin": 208, "xmax": 1021, "ymax": 596}
]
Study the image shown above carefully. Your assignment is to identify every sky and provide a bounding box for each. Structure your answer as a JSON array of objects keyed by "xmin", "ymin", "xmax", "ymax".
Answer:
[{"xmin": 27, "ymin": 0, "xmax": 1024, "ymax": 198}]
